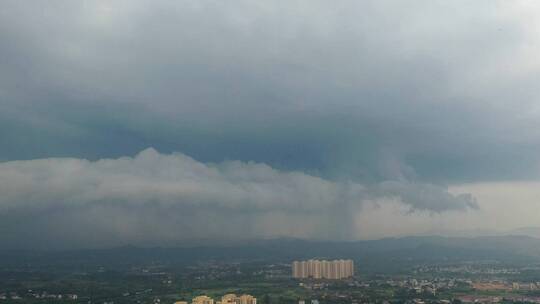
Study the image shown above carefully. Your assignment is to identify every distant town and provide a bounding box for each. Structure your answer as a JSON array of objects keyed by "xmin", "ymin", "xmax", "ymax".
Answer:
[
  {"xmin": 3, "ymin": 258, "xmax": 540, "ymax": 304},
  {"xmin": 4, "ymin": 237, "xmax": 540, "ymax": 303}
]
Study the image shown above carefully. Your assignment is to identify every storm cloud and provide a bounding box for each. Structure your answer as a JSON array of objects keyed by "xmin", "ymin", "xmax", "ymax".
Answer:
[
  {"xmin": 0, "ymin": 1, "xmax": 538, "ymax": 247},
  {"xmin": 1, "ymin": 1, "xmax": 539, "ymax": 182},
  {"xmin": 0, "ymin": 149, "xmax": 475, "ymax": 248}
]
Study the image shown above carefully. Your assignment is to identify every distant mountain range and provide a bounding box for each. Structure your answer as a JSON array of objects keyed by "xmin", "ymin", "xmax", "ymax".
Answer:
[
  {"xmin": 508, "ymin": 227, "xmax": 540, "ymax": 239},
  {"xmin": 3, "ymin": 234, "xmax": 540, "ymax": 273},
  {"xmin": 419, "ymin": 226, "xmax": 540, "ymax": 239}
]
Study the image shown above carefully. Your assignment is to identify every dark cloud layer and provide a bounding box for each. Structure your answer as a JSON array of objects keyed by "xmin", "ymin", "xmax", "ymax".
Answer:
[
  {"xmin": 1, "ymin": 1, "xmax": 539, "ymax": 183},
  {"xmin": 0, "ymin": 1, "xmax": 537, "ymax": 247},
  {"xmin": 0, "ymin": 149, "xmax": 475, "ymax": 249}
]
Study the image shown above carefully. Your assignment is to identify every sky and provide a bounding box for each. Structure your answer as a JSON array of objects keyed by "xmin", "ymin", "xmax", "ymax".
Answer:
[{"xmin": 1, "ymin": 1, "xmax": 540, "ymax": 249}]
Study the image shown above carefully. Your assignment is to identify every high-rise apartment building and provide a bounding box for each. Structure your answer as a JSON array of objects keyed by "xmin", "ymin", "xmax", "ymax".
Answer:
[
  {"xmin": 292, "ymin": 259, "xmax": 354, "ymax": 279},
  {"xmin": 192, "ymin": 296, "xmax": 215, "ymax": 304},
  {"xmin": 219, "ymin": 294, "xmax": 257, "ymax": 304},
  {"xmin": 190, "ymin": 294, "xmax": 256, "ymax": 304},
  {"xmin": 238, "ymin": 294, "xmax": 257, "ymax": 304}
]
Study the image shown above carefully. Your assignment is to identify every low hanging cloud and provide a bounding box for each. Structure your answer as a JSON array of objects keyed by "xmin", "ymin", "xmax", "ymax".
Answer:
[
  {"xmin": 373, "ymin": 181, "xmax": 478, "ymax": 213},
  {"xmin": 0, "ymin": 148, "xmax": 476, "ymax": 249}
]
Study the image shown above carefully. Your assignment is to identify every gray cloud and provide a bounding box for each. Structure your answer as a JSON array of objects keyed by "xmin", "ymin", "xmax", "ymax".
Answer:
[
  {"xmin": 0, "ymin": 1, "xmax": 537, "ymax": 247},
  {"xmin": 0, "ymin": 149, "xmax": 475, "ymax": 249},
  {"xmin": 0, "ymin": 1, "xmax": 539, "ymax": 184},
  {"xmin": 373, "ymin": 181, "xmax": 477, "ymax": 213}
]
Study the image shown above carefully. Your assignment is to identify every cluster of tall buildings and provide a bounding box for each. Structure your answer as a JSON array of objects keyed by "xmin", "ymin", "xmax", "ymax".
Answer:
[
  {"xmin": 181, "ymin": 294, "xmax": 256, "ymax": 304},
  {"xmin": 292, "ymin": 259, "xmax": 354, "ymax": 279}
]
